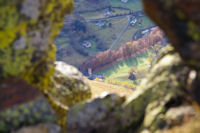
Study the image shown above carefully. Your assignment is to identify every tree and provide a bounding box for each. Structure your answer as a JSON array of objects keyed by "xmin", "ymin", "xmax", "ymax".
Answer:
[{"xmin": 72, "ymin": 20, "xmax": 87, "ymax": 32}]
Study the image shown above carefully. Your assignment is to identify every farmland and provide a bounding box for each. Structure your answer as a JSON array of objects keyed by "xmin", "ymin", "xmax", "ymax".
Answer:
[{"xmin": 55, "ymin": 0, "xmax": 155, "ymax": 67}]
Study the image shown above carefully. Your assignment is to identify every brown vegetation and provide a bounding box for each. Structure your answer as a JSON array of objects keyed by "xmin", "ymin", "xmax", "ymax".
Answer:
[{"xmin": 80, "ymin": 27, "xmax": 165, "ymax": 72}]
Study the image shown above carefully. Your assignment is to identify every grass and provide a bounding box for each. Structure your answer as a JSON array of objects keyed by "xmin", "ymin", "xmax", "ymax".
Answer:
[
  {"xmin": 75, "ymin": 0, "xmax": 142, "ymax": 12},
  {"xmin": 80, "ymin": 11, "xmax": 105, "ymax": 20},
  {"xmin": 87, "ymin": 78, "xmax": 134, "ymax": 98},
  {"xmin": 75, "ymin": 0, "xmax": 109, "ymax": 11},
  {"xmin": 80, "ymin": 8, "xmax": 130, "ymax": 20},
  {"xmin": 109, "ymin": 0, "xmax": 142, "ymax": 11},
  {"xmin": 97, "ymin": 50, "xmax": 154, "ymax": 84},
  {"xmin": 55, "ymin": 37, "xmax": 70, "ymax": 50},
  {"xmin": 86, "ymin": 17, "xmax": 129, "ymax": 49},
  {"xmin": 55, "ymin": 0, "xmax": 155, "ymax": 69},
  {"xmin": 113, "ymin": 16, "xmax": 155, "ymax": 49},
  {"xmin": 58, "ymin": 46, "xmax": 88, "ymax": 67}
]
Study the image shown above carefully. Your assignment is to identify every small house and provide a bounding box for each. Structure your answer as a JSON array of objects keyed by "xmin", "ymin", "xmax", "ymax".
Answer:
[
  {"xmin": 130, "ymin": 18, "xmax": 137, "ymax": 26},
  {"xmin": 121, "ymin": 0, "xmax": 129, "ymax": 3},
  {"xmin": 141, "ymin": 29, "xmax": 149, "ymax": 35},
  {"xmin": 82, "ymin": 41, "xmax": 92, "ymax": 48},
  {"xmin": 96, "ymin": 21, "xmax": 105, "ymax": 27},
  {"xmin": 104, "ymin": 9, "xmax": 111, "ymax": 17}
]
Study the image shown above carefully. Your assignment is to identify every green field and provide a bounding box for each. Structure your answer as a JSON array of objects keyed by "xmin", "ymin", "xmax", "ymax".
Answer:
[
  {"xmin": 110, "ymin": 0, "xmax": 142, "ymax": 11},
  {"xmin": 75, "ymin": 0, "xmax": 142, "ymax": 12},
  {"xmin": 55, "ymin": 0, "xmax": 155, "ymax": 67},
  {"xmin": 97, "ymin": 50, "xmax": 154, "ymax": 84}
]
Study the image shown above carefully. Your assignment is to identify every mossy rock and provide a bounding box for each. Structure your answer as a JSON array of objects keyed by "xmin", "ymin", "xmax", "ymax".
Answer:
[
  {"xmin": 142, "ymin": 0, "xmax": 200, "ymax": 69},
  {"xmin": 66, "ymin": 46, "xmax": 199, "ymax": 133},
  {"xmin": 0, "ymin": 0, "xmax": 73, "ymax": 90},
  {"xmin": 0, "ymin": 61, "xmax": 92, "ymax": 133}
]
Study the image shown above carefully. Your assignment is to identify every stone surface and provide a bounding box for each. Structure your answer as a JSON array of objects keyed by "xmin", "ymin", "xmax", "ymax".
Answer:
[
  {"xmin": 164, "ymin": 105, "xmax": 196, "ymax": 127},
  {"xmin": 47, "ymin": 61, "xmax": 92, "ymax": 132},
  {"xmin": 66, "ymin": 46, "xmax": 200, "ymax": 133},
  {"xmin": 1, "ymin": 0, "xmax": 200, "ymax": 133},
  {"xmin": 0, "ymin": 0, "xmax": 80, "ymax": 132},
  {"xmin": 12, "ymin": 123, "xmax": 61, "ymax": 133},
  {"xmin": 0, "ymin": 61, "xmax": 91, "ymax": 133},
  {"xmin": 0, "ymin": 0, "xmax": 74, "ymax": 108},
  {"xmin": 67, "ymin": 94, "xmax": 125, "ymax": 133},
  {"xmin": 0, "ymin": 97, "xmax": 56, "ymax": 133},
  {"xmin": 142, "ymin": 0, "xmax": 200, "ymax": 69}
]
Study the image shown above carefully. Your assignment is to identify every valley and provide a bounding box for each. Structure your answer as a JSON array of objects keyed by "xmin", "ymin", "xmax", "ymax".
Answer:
[
  {"xmin": 55, "ymin": 0, "xmax": 164, "ymax": 86},
  {"xmin": 55, "ymin": 0, "xmax": 155, "ymax": 64}
]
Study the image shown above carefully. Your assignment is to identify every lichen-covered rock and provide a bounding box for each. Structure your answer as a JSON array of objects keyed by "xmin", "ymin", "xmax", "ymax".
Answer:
[
  {"xmin": 0, "ymin": 61, "xmax": 91, "ymax": 133},
  {"xmin": 0, "ymin": 0, "xmax": 88, "ymax": 132},
  {"xmin": 47, "ymin": 61, "xmax": 91, "ymax": 131},
  {"xmin": 123, "ymin": 47, "xmax": 199, "ymax": 132},
  {"xmin": 13, "ymin": 123, "xmax": 61, "ymax": 133},
  {"xmin": 0, "ymin": 97, "xmax": 56, "ymax": 133},
  {"xmin": 50, "ymin": 61, "xmax": 91, "ymax": 107},
  {"xmin": 67, "ymin": 0, "xmax": 200, "ymax": 132},
  {"xmin": 0, "ymin": 0, "xmax": 73, "ymax": 107},
  {"xmin": 164, "ymin": 105, "xmax": 196, "ymax": 127},
  {"xmin": 67, "ymin": 94, "xmax": 125, "ymax": 133},
  {"xmin": 142, "ymin": 0, "xmax": 200, "ymax": 69},
  {"xmin": 66, "ymin": 46, "xmax": 200, "ymax": 133}
]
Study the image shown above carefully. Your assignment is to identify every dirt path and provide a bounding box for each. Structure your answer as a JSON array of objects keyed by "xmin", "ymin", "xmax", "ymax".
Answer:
[
  {"xmin": 87, "ymin": 79, "xmax": 134, "ymax": 99},
  {"xmin": 109, "ymin": 15, "xmax": 130, "ymax": 50}
]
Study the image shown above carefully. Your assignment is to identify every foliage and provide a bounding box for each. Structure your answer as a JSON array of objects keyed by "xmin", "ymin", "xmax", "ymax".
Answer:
[
  {"xmin": 80, "ymin": 27, "xmax": 165, "ymax": 72},
  {"xmin": 107, "ymin": 79, "xmax": 136, "ymax": 89},
  {"xmin": 72, "ymin": 20, "xmax": 87, "ymax": 32}
]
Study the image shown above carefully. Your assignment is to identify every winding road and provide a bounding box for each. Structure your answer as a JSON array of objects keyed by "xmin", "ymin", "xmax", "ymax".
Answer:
[
  {"xmin": 64, "ymin": 11, "xmax": 143, "ymax": 24},
  {"xmin": 109, "ymin": 15, "xmax": 130, "ymax": 50},
  {"xmin": 64, "ymin": 11, "xmax": 144, "ymax": 50}
]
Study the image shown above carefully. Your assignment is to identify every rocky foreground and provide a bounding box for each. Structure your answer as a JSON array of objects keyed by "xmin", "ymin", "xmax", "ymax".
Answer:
[{"xmin": 0, "ymin": 0, "xmax": 200, "ymax": 133}]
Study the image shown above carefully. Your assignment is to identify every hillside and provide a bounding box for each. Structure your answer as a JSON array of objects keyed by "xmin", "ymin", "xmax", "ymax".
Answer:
[
  {"xmin": 55, "ymin": 0, "xmax": 155, "ymax": 67},
  {"xmin": 80, "ymin": 27, "xmax": 166, "ymax": 72},
  {"xmin": 1, "ymin": 0, "xmax": 200, "ymax": 133}
]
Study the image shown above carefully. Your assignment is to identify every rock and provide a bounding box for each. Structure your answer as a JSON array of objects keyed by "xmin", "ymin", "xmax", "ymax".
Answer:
[
  {"xmin": 0, "ymin": 0, "xmax": 74, "ymax": 108},
  {"xmin": 0, "ymin": 78, "xmax": 40, "ymax": 110},
  {"xmin": 47, "ymin": 61, "xmax": 92, "ymax": 131},
  {"xmin": 0, "ymin": 0, "xmax": 80, "ymax": 132},
  {"xmin": 0, "ymin": 61, "xmax": 91, "ymax": 133},
  {"xmin": 142, "ymin": 0, "xmax": 200, "ymax": 69},
  {"xmin": 50, "ymin": 61, "xmax": 91, "ymax": 107},
  {"xmin": 1, "ymin": 0, "xmax": 200, "ymax": 133},
  {"xmin": 66, "ymin": 46, "xmax": 200, "ymax": 133},
  {"xmin": 165, "ymin": 105, "xmax": 196, "ymax": 127},
  {"xmin": 12, "ymin": 123, "xmax": 61, "ymax": 133},
  {"xmin": 67, "ymin": 94, "xmax": 125, "ymax": 133},
  {"xmin": 0, "ymin": 97, "xmax": 56, "ymax": 133},
  {"xmin": 20, "ymin": 0, "xmax": 41, "ymax": 20}
]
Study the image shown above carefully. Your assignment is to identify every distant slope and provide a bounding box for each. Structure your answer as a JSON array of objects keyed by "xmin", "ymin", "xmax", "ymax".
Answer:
[
  {"xmin": 80, "ymin": 27, "xmax": 166, "ymax": 72},
  {"xmin": 56, "ymin": 0, "xmax": 155, "ymax": 67},
  {"xmin": 87, "ymin": 79, "xmax": 134, "ymax": 98}
]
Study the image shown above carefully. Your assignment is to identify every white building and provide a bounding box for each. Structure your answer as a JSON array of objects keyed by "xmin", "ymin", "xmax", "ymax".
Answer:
[
  {"xmin": 121, "ymin": 0, "xmax": 129, "ymax": 3},
  {"xmin": 104, "ymin": 10, "xmax": 111, "ymax": 17},
  {"xmin": 82, "ymin": 41, "xmax": 92, "ymax": 48},
  {"xmin": 95, "ymin": 21, "xmax": 105, "ymax": 27},
  {"xmin": 141, "ymin": 29, "xmax": 150, "ymax": 36},
  {"xmin": 130, "ymin": 18, "xmax": 137, "ymax": 26}
]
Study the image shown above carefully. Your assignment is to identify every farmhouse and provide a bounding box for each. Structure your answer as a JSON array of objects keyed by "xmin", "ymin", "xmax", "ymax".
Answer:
[
  {"xmin": 104, "ymin": 9, "xmax": 111, "ymax": 17},
  {"xmin": 141, "ymin": 29, "xmax": 149, "ymax": 35},
  {"xmin": 96, "ymin": 21, "xmax": 105, "ymax": 27},
  {"xmin": 121, "ymin": 0, "xmax": 129, "ymax": 3},
  {"xmin": 130, "ymin": 17, "xmax": 137, "ymax": 26},
  {"xmin": 82, "ymin": 41, "xmax": 92, "ymax": 48}
]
